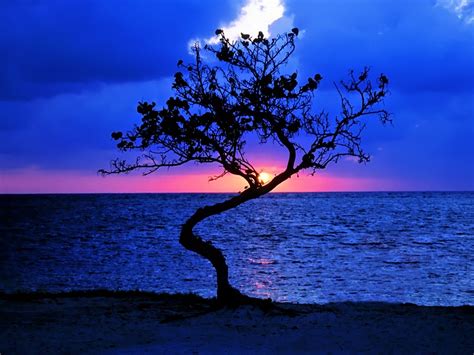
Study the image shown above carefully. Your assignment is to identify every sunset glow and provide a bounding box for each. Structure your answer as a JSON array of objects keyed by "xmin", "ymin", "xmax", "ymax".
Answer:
[
  {"xmin": 1, "ymin": 168, "xmax": 416, "ymax": 194},
  {"xmin": 258, "ymin": 172, "xmax": 273, "ymax": 185}
]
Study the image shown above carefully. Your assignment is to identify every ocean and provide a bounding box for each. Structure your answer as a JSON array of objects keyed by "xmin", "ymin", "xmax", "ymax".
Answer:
[{"xmin": 1, "ymin": 192, "xmax": 473, "ymax": 306}]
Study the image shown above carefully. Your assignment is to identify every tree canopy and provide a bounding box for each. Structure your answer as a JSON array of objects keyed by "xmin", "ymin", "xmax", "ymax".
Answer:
[
  {"xmin": 101, "ymin": 28, "xmax": 390, "ymax": 304},
  {"xmin": 101, "ymin": 28, "xmax": 389, "ymax": 190}
]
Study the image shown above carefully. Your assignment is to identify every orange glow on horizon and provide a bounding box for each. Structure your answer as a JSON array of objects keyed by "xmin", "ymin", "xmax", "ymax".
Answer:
[{"xmin": 0, "ymin": 167, "xmax": 405, "ymax": 193}]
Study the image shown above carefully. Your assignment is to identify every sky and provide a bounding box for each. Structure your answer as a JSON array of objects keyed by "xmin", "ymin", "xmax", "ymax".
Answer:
[{"xmin": 0, "ymin": 0, "xmax": 473, "ymax": 193}]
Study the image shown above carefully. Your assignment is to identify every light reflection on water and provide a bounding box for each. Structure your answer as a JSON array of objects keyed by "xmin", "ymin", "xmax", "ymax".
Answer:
[{"xmin": 1, "ymin": 192, "xmax": 473, "ymax": 306}]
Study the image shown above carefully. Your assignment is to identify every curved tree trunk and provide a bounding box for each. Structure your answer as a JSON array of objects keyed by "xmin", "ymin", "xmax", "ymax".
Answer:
[
  {"xmin": 179, "ymin": 222, "xmax": 242, "ymax": 303},
  {"xmin": 179, "ymin": 170, "xmax": 295, "ymax": 305},
  {"xmin": 179, "ymin": 193, "xmax": 254, "ymax": 304}
]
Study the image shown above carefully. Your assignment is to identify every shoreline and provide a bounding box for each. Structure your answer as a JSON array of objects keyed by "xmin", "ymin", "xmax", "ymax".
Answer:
[{"xmin": 1, "ymin": 291, "xmax": 473, "ymax": 354}]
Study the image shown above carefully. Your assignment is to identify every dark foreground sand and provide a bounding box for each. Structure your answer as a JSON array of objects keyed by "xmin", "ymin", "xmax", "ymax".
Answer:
[{"xmin": 1, "ymin": 291, "xmax": 473, "ymax": 354}]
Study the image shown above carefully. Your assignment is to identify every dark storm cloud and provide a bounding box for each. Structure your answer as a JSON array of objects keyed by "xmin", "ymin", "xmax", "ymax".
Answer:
[
  {"xmin": 0, "ymin": 0, "xmax": 235, "ymax": 100},
  {"xmin": 288, "ymin": 0, "xmax": 474, "ymax": 93},
  {"xmin": 0, "ymin": 79, "xmax": 173, "ymax": 170}
]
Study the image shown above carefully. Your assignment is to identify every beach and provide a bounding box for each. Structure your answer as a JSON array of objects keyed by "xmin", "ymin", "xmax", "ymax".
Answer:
[{"xmin": 1, "ymin": 291, "xmax": 473, "ymax": 354}]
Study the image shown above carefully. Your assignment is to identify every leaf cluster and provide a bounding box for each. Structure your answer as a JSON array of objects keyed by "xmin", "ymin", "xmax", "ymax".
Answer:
[{"xmin": 101, "ymin": 28, "xmax": 390, "ymax": 192}]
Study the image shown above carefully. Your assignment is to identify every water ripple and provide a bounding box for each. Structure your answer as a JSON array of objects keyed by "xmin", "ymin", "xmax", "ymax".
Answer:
[{"xmin": 1, "ymin": 192, "xmax": 473, "ymax": 306}]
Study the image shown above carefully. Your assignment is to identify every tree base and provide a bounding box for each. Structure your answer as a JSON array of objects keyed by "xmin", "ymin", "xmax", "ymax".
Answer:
[
  {"xmin": 216, "ymin": 286, "xmax": 300, "ymax": 316},
  {"xmin": 217, "ymin": 285, "xmax": 270, "ymax": 307}
]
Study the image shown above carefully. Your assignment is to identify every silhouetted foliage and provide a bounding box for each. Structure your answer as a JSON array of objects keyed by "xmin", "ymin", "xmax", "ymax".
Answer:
[{"xmin": 101, "ymin": 29, "xmax": 390, "ymax": 305}]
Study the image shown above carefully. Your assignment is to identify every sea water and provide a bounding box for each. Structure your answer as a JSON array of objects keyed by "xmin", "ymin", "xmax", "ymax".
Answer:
[{"xmin": 1, "ymin": 192, "xmax": 473, "ymax": 305}]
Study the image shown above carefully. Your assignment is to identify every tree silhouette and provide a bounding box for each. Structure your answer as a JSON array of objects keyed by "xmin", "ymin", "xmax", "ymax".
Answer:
[{"xmin": 100, "ymin": 28, "xmax": 390, "ymax": 305}]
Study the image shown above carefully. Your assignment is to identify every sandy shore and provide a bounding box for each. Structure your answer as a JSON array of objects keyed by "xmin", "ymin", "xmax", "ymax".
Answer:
[{"xmin": 1, "ymin": 291, "xmax": 473, "ymax": 354}]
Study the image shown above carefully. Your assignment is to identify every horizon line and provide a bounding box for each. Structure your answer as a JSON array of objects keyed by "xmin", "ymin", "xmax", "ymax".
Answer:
[{"xmin": 1, "ymin": 190, "xmax": 473, "ymax": 195}]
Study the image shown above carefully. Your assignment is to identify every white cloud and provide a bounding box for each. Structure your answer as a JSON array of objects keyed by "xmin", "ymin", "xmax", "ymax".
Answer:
[
  {"xmin": 437, "ymin": 0, "xmax": 474, "ymax": 23},
  {"xmin": 207, "ymin": 0, "xmax": 288, "ymax": 43}
]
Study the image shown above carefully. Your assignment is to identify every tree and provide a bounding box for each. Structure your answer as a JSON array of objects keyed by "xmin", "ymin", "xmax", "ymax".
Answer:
[{"xmin": 100, "ymin": 28, "xmax": 390, "ymax": 305}]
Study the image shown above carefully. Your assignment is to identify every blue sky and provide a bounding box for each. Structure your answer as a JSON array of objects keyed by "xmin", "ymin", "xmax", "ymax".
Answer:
[{"xmin": 0, "ymin": 0, "xmax": 473, "ymax": 192}]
